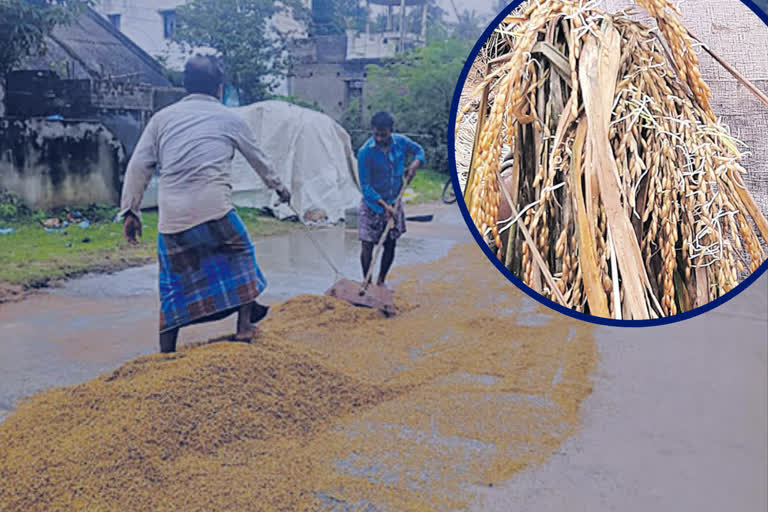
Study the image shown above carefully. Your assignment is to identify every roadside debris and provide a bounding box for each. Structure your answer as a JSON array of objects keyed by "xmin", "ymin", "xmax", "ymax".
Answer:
[
  {"xmin": 39, "ymin": 213, "xmax": 91, "ymax": 232},
  {"xmin": 40, "ymin": 218, "xmax": 63, "ymax": 229},
  {"xmin": 402, "ymin": 187, "xmax": 418, "ymax": 203}
]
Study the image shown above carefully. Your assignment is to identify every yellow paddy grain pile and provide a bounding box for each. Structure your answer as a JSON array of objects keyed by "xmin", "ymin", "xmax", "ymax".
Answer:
[
  {"xmin": 0, "ymin": 244, "xmax": 597, "ymax": 511},
  {"xmin": 458, "ymin": 0, "xmax": 768, "ymax": 320},
  {"xmin": 0, "ymin": 341, "xmax": 397, "ymax": 511}
]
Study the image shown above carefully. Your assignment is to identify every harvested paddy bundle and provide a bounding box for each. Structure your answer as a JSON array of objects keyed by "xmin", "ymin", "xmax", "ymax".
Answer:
[{"xmin": 458, "ymin": 0, "xmax": 768, "ymax": 319}]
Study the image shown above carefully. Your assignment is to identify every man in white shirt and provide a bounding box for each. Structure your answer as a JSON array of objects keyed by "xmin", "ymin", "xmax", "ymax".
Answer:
[{"xmin": 119, "ymin": 55, "xmax": 290, "ymax": 353}]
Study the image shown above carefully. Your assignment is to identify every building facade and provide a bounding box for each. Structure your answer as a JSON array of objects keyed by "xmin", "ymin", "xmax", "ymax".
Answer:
[
  {"xmin": 89, "ymin": 0, "xmax": 500, "ymax": 117},
  {"xmin": 0, "ymin": 7, "xmax": 187, "ymax": 209},
  {"xmin": 93, "ymin": 0, "xmax": 189, "ymax": 70},
  {"xmin": 92, "ymin": 0, "xmax": 310, "ymax": 96}
]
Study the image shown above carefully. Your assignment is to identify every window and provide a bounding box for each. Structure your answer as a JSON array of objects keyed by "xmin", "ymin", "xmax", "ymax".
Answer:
[
  {"xmin": 107, "ymin": 14, "xmax": 121, "ymax": 31},
  {"xmin": 160, "ymin": 10, "xmax": 176, "ymax": 39}
]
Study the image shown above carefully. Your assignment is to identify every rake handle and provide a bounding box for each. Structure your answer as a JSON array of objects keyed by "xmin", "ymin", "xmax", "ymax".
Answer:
[
  {"xmin": 360, "ymin": 179, "xmax": 411, "ymax": 294},
  {"xmin": 284, "ymin": 203, "xmax": 343, "ymax": 278}
]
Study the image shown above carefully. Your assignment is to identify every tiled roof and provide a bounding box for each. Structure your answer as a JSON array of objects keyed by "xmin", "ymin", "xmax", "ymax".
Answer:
[{"xmin": 20, "ymin": 8, "xmax": 171, "ymax": 87}]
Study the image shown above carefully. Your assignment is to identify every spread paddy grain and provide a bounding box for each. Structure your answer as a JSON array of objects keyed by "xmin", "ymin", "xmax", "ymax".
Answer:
[{"xmin": 0, "ymin": 244, "xmax": 596, "ymax": 511}]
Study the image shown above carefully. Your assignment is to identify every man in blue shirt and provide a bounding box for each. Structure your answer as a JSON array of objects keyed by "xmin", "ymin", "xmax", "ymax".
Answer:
[{"xmin": 357, "ymin": 111, "xmax": 426, "ymax": 287}]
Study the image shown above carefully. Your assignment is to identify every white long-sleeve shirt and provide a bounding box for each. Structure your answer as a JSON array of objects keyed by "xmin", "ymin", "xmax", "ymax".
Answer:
[{"xmin": 119, "ymin": 94, "xmax": 283, "ymax": 234}]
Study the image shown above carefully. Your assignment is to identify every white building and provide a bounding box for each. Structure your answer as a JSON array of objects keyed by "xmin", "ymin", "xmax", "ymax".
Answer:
[
  {"xmin": 91, "ymin": 0, "xmax": 499, "ymax": 100},
  {"xmin": 92, "ymin": 0, "xmax": 309, "ymax": 95},
  {"xmin": 94, "ymin": 0, "xmax": 189, "ymax": 70}
]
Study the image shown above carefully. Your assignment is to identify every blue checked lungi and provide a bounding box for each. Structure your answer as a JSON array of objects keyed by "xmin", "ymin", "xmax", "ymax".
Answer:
[{"xmin": 157, "ymin": 210, "xmax": 267, "ymax": 333}]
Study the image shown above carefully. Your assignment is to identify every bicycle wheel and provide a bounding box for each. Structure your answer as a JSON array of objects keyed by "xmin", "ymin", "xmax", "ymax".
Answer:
[{"xmin": 442, "ymin": 179, "xmax": 457, "ymax": 204}]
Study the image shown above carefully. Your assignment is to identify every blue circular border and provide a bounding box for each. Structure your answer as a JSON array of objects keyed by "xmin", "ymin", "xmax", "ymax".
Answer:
[{"xmin": 447, "ymin": 0, "xmax": 768, "ymax": 327}]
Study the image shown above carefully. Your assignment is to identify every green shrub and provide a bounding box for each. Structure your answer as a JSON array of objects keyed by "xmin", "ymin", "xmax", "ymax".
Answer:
[{"xmin": 0, "ymin": 190, "xmax": 30, "ymax": 221}]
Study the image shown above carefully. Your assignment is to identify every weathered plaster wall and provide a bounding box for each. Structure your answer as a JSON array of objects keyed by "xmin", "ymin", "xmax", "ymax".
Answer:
[
  {"xmin": 0, "ymin": 119, "xmax": 126, "ymax": 209},
  {"xmin": 292, "ymin": 63, "xmax": 349, "ymax": 120}
]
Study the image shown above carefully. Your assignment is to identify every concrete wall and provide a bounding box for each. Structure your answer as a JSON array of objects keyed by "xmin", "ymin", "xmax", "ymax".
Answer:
[
  {"xmin": 290, "ymin": 35, "xmax": 375, "ymax": 120},
  {"xmin": 292, "ymin": 63, "xmax": 348, "ymax": 120},
  {"xmin": 0, "ymin": 119, "xmax": 126, "ymax": 209},
  {"xmin": 347, "ymin": 31, "xmax": 401, "ymax": 60}
]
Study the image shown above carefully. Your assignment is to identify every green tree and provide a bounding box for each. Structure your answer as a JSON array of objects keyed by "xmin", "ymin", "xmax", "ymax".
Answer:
[
  {"xmin": 407, "ymin": 0, "xmax": 447, "ymax": 40},
  {"xmin": 0, "ymin": 0, "xmax": 91, "ymax": 75},
  {"xmin": 312, "ymin": 0, "xmax": 368, "ymax": 35},
  {"xmin": 452, "ymin": 9, "xmax": 485, "ymax": 41},
  {"xmin": 173, "ymin": 0, "xmax": 309, "ymax": 104},
  {"xmin": 442, "ymin": 0, "xmax": 489, "ymax": 42},
  {"xmin": 367, "ymin": 1, "xmax": 447, "ymax": 41},
  {"xmin": 363, "ymin": 38, "xmax": 471, "ymax": 173}
]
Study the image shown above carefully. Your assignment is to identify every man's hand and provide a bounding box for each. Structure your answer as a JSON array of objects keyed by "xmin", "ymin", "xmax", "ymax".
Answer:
[
  {"xmin": 378, "ymin": 200, "xmax": 397, "ymax": 219},
  {"xmin": 276, "ymin": 185, "xmax": 292, "ymax": 205},
  {"xmin": 123, "ymin": 213, "xmax": 142, "ymax": 245},
  {"xmin": 405, "ymin": 161, "xmax": 421, "ymax": 183}
]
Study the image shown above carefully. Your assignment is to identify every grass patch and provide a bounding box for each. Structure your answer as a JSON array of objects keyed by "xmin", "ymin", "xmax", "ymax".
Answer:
[
  {"xmin": 408, "ymin": 168, "xmax": 447, "ymax": 203},
  {"xmin": 0, "ymin": 207, "xmax": 296, "ymax": 287}
]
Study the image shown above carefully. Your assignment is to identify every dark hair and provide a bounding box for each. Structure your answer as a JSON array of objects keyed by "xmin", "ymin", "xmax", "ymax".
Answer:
[
  {"xmin": 371, "ymin": 111, "xmax": 395, "ymax": 130},
  {"xmin": 183, "ymin": 54, "xmax": 225, "ymax": 96}
]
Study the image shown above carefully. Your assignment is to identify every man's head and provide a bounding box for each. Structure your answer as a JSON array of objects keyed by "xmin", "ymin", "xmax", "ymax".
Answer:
[
  {"xmin": 371, "ymin": 111, "xmax": 395, "ymax": 146},
  {"xmin": 183, "ymin": 54, "xmax": 225, "ymax": 99}
]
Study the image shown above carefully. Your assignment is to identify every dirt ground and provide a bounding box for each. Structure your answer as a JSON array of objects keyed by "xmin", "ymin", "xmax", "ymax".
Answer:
[{"xmin": 0, "ymin": 282, "xmax": 25, "ymax": 304}]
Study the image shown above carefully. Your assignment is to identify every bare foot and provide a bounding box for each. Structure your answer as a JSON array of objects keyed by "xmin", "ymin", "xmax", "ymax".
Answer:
[{"xmin": 231, "ymin": 327, "xmax": 258, "ymax": 342}]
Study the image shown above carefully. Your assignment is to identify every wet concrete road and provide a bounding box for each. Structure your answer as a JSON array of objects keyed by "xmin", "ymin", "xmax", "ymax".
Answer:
[
  {"xmin": 1, "ymin": 202, "xmax": 766, "ymax": 510},
  {"xmin": 473, "ymin": 279, "xmax": 768, "ymax": 511}
]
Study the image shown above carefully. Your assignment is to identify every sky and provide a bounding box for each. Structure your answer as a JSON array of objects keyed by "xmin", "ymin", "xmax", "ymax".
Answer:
[{"xmin": 436, "ymin": 0, "xmax": 503, "ymax": 22}]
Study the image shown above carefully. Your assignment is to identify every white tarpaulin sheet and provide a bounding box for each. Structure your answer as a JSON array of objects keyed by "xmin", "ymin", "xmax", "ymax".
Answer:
[
  {"xmin": 140, "ymin": 100, "xmax": 361, "ymax": 223},
  {"xmin": 231, "ymin": 100, "xmax": 360, "ymax": 223}
]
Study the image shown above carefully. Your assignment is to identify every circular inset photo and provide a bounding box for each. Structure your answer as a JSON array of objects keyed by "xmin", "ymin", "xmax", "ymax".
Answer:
[{"xmin": 450, "ymin": 0, "xmax": 768, "ymax": 325}]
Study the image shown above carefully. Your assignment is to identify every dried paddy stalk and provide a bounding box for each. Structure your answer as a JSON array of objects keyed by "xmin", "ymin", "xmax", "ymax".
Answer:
[{"xmin": 458, "ymin": 0, "xmax": 768, "ymax": 319}]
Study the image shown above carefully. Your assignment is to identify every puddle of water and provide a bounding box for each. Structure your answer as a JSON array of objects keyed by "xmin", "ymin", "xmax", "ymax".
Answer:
[{"xmin": 51, "ymin": 228, "xmax": 459, "ymax": 302}]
